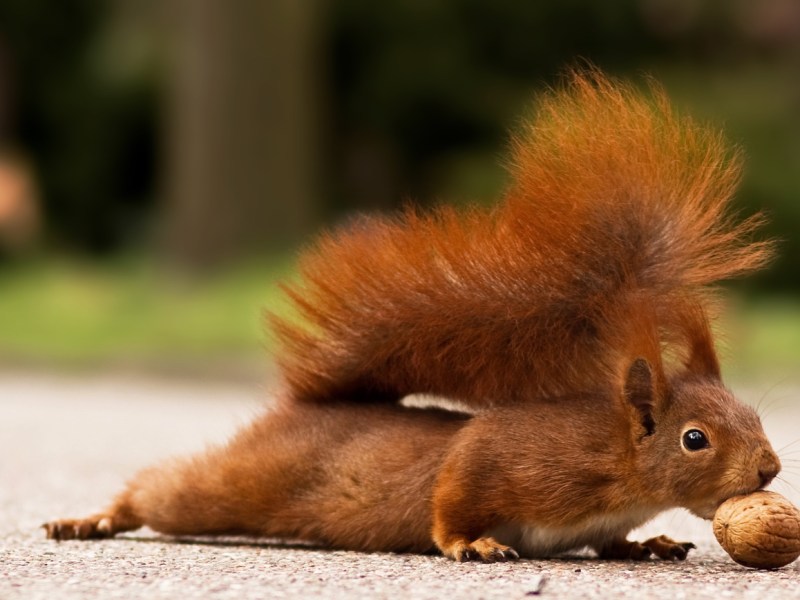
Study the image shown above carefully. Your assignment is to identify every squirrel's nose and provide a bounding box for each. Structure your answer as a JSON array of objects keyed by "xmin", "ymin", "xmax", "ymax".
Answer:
[{"xmin": 758, "ymin": 451, "xmax": 781, "ymax": 488}]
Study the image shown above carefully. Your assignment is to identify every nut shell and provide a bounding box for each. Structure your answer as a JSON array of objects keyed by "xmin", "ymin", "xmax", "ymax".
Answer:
[{"xmin": 713, "ymin": 490, "xmax": 800, "ymax": 569}]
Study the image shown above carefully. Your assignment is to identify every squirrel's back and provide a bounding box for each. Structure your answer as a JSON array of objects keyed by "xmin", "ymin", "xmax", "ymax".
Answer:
[{"xmin": 270, "ymin": 69, "xmax": 772, "ymax": 408}]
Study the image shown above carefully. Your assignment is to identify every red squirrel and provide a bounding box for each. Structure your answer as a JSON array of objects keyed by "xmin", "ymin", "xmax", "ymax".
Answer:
[{"xmin": 44, "ymin": 70, "xmax": 781, "ymax": 562}]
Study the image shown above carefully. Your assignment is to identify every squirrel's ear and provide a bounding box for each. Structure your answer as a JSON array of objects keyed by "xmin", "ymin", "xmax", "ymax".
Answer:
[
  {"xmin": 624, "ymin": 358, "xmax": 656, "ymax": 437},
  {"xmin": 679, "ymin": 303, "xmax": 722, "ymax": 379},
  {"xmin": 685, "ymin": 338, "xmax": 721, "ymax": 379}
]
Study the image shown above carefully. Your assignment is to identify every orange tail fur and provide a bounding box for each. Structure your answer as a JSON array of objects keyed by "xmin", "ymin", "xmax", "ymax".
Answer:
[{"xmin": 269, "ymin": 69, "xmax": 772, "ymax": 408}]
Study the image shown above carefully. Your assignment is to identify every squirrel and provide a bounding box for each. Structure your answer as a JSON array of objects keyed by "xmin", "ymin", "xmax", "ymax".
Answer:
[{"xmin": 44, "ymin": 70, "xmax": 782, "ymax": 562}]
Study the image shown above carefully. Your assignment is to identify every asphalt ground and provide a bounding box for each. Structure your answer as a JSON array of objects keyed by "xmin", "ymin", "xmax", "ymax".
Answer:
[{"xmin": 2, "ymin": 372, "xmax": 799, "ymax": 599}]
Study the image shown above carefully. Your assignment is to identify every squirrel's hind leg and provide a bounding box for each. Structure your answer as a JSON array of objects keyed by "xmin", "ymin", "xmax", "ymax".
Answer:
[
  {"xmin": 43, "ymin": 410, "xmax": 309, "ymax": 542},
  {"xmin": 43, "ymin": 449, "xmax": 254, "ymax": 541},
  {"xmin": 43, "ymin": 490, "xmax": 143, "ymax": 541}
]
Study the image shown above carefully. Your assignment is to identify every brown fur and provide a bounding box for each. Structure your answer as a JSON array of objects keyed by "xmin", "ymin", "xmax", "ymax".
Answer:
[
  {"xmin": 44, "ymin": 70, "xmax": 781, "ymax": 562},
  {"xmin": 270, "ymin": 69, "xmax": 772, "ymax": 408},
  {"xmin": 44, "ymin": 365, "xmax": 780, "ymax": 561}
]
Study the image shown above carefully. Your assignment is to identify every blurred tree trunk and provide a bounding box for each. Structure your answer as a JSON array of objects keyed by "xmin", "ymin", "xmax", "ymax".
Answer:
[{"xmin": 162, "ymin": 0, "xmax": 320, "ymax": 269}]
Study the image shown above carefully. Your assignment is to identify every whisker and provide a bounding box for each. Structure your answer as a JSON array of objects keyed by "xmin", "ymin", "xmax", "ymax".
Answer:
[
  {"xmin": 753, "ymin": 379, "xmax": 787, "ymax": 418},
  {"xmin": 777, "ymin": 438, "xmax": 800, "ymax": 454},
  {"xmin": 774, "ymin": 476, "xmax": 800, "ymax": 498}
]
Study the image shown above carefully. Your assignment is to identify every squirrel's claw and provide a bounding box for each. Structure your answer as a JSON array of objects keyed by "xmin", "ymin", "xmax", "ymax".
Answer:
[
  {"xmin": 643, "ymin": 535, "xmax": 696, "ymax": 561},
  {"xmin": 483, "ymin": 545, "xmax": 519, "ymax": 562},
  {"xmin": 597, "ymin": 538, "xmax": 652, "ymax": 560},
  {"xmin": 599, "ymin": 535, "xmax": 695, "ymax": 561},
  {"xmin": 446, "ymin": 537, "xmax": 520, "ymax": 562},
  {"xmin": 43, "ymin": 516, "xmax": 115, "ymax": 541}
]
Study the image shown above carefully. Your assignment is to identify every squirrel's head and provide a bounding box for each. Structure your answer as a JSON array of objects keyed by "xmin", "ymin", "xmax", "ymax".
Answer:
[{"xmin": 623, "ymin": 358, "xmax": 780, "ymax": 520}]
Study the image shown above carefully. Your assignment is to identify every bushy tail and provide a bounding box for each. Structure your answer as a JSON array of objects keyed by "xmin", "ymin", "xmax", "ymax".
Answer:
[
  {"xmin": 506, "ymin": 68, "xmax": 770, "ymax": 293},
  {"xmin": 269, "ymin": 69, "xmax": 773, "ymax": 408}
]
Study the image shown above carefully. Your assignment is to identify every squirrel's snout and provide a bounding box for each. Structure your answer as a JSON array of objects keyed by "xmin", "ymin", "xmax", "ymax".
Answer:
[{"xmin": 757, "ymin": 451, "xmax": 781, "ymax": 489}]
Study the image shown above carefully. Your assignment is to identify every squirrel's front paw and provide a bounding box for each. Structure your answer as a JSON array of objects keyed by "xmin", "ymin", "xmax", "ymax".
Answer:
[
  {"xmin": 598, "ymin": 535, "xmax": 695, "ymax": 561},
  {"xmin": 642, "ymin": 535, "xmax": 696, "ymax": 561},
  {"xmin": 42, "ymin": 516, "xmax": 115, "ymax": 541},
  {"xmin": 442, "ymin": 536, "xmax": 520, "ymax": 562},
  {"xmin": 598, "ymin": 538, "xmax": 653, "ymax": 560}
]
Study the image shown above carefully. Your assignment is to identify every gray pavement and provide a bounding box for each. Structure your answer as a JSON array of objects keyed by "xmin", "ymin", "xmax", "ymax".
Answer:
[{"xmin": 2, "ymin": 372, "xmax": 799, "ymax": 599}]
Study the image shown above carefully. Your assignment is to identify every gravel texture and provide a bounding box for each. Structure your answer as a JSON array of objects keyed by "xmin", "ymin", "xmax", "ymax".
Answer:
[{"xmin": 2, "ymin": 372, "xmax": 799, "ymax": 599}]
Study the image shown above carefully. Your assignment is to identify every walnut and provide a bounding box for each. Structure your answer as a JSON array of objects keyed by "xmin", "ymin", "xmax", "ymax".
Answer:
[{"xmin": 713, "ymin": 490, "xmax": 800, "ymax": 569}]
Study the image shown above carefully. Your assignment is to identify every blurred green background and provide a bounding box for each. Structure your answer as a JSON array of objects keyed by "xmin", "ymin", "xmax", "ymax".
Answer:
[{"xmin": 0, "ymin": 0, "xmax": 797, "ymax": 384}]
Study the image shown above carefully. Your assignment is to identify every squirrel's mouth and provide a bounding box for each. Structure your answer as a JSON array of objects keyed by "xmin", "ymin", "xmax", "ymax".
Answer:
[
  {"xmin": 690, "ymin": 482, "xmax": 767, "ymax": 520},
  {"xmin": 694, "ymin": 482, "xmax": 770, "ymax": 520}
]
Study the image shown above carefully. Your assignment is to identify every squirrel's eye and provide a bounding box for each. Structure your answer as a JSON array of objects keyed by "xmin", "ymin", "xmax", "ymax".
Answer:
[{"xmin": 682, "ymin": 429, "xmax": 709, "ymax": 451}]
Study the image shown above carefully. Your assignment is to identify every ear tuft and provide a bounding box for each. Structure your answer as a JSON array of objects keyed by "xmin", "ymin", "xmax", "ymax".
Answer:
[
  {"xmin": 686, "ymin": 339, "xmax": 721, "ymax": 379},
  {"xmin": 625, "ymin": 358, "xmax": 656, "ymax": 437}
]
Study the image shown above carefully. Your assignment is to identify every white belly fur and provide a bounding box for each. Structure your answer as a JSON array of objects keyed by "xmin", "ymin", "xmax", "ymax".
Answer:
[{"xmin": 488, "ymin": 508, "xmax": 660, "ymax": 558}]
